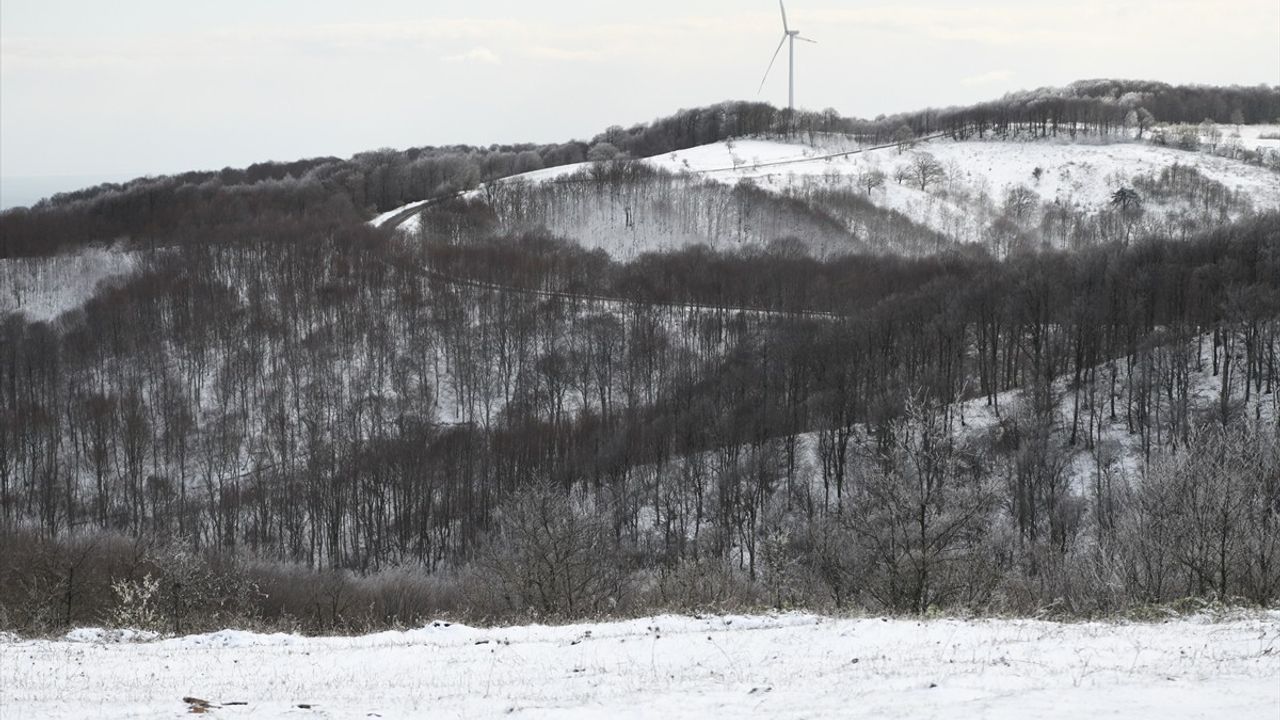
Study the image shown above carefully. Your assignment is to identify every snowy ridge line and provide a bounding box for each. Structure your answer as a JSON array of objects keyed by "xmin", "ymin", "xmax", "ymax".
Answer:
[
  {"xmin": 369, "ymin": 133, "xmax": 946, "ymax": 231},
  {"xmin": 477, "ymin": 131, "xmax": 940, "ymax": 186},
  {"xmin": 481, "ymin": 133, "xmax": 949, "ymax": 188}
]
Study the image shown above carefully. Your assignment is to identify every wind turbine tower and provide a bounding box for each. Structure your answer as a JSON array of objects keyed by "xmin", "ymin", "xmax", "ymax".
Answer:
[{"xmin": 759, "ymin": 1, "xmax": 816, "ymax": 112}]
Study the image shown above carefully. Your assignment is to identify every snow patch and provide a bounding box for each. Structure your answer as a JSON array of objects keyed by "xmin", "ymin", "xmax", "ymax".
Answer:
[
  {"xmin": 369, "ymin": 199, "xmax": 432, "ymax": 228},
  {"xmin": 64, "ymin": 627, "xmax": 160, "ymax": 644},
  {"xmin": 0, "ymin": 245, "xmax": 140, "ymax": 323}
]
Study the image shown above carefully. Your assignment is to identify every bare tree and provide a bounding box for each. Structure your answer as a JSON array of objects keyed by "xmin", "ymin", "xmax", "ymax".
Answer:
[
  {"xmin": 907, "ymin": 152, "xmax": 946, "ymax": 192},
  {"xmin": 474, "ymin": 482, "xmax": 631, "ymax": 617},
  {"xmin": 893, "ymin": 125, "xmax": 916, "ymax": 153},
  {"xmin": 857, "ymin": 168, "xmax": 887, "ymax": 195}
]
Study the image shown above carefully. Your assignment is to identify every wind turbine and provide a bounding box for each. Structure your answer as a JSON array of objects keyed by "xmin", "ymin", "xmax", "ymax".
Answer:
[{"xmin": 759, "ymin": 0, "xmax": 816, "ymax": 112}]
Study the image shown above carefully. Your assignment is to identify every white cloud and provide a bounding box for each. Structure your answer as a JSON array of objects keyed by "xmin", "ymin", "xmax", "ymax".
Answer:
[
  {"xmin": 2, "ymin": 0, "xmax": 1276, "ymax": 179},
  {"xmin": 520, "ymin": 45, "xmax": 604, "ymax": 62},
  {"xmin": 441, "ymin": 46, "xmax": 501, "ymax": 65},
  {"xmin": 961, "ymin": 70, "xmax": 1015, "ymax": 87}
]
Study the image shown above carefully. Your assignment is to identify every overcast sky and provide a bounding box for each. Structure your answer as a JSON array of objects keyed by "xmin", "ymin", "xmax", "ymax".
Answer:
[{"xmin": 2, "ymin": 0, "xmax": 1277, "ymax": 201}]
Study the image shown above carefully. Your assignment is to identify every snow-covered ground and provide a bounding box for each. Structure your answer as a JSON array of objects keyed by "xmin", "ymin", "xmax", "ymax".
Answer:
[
  {"xmin": 1231, "ymin": 123, "xmax": 1280, "ymax": 150},
  {"xmin": 3, "ymin": 613, "xmax": 1277, "ymax": 719},
  {"xmin": 0, "ymin": 245, "xmax": 140, "ymax": 322},
  {"xmin": 653, "ymin": 136, "xmax": 1280, "ymax": 244},
  {"xmin": 369, "ymin": 199, "xmax": 432, "ymax": 228}
]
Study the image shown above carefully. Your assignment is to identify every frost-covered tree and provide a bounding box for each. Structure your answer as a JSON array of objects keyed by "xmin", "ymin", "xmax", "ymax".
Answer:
[
  {"xmin": 1004, "ymin": 185, "xmax": 1039, "ymax": 224},
  {"xmin": 850, "ymin": 399, "xmax": 996, "ymax": 613},
  {"xmin": 1200, "ymin": 119, "xmax": 1222, "ymax": 151},
  {"xmin": 857, "ymin": 168, "xmax": 887, "ymax": 195},
  {"xmin": 893, "ymin": 125, "xmax": 916, "ymax": 153},
  {"xmin": 474, "ymin": 483, "xmax": 631, "ymax": 617},
  {"xmin": 586, "ymin": 142, "xmax": 622, "ymax": 163},
  {"xmin": 907, "ymin": 152, "xmax": 946, "ymax": 192},
  {"xmin": 1131, "ymin": 107, "xmax": 1155, "ymax": 139}
]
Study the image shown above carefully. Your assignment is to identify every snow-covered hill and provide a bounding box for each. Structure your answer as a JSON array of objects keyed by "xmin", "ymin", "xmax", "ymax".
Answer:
[
  {"xmin": 653, "ymin": 133, "xmax": 1280, "ymax": 206},
  {"xmin": 380, "ymin": 127, "xmax": 1280, "ymax": 257},
  {"xmin": 647, "ymin": 130, "xmax": 1280, "ymax": 249},
  {"xmin": 682, "ymin": 135, "xmax": 1280, "ymax": 246}
]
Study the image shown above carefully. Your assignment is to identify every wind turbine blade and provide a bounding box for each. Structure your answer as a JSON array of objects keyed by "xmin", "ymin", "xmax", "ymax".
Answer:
[
  {"xmin": 779, "ymin": 0, "xmax": 790, "ymax": 33},
  {"xmin": 758, "ymin": 34, "xmax": 787, "ymax": 93},
  {"xmin": 795, "ymin": 35, "xmax": 817, "ymax": 43}
]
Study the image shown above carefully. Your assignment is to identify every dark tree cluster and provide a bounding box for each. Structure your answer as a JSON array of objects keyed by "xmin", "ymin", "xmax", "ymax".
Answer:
[
  {"xmin": 474, "ymin": 163, "xmax": 879, "ymax": 259},
  {"xmin": 857, "ymin": 80, "xmax": 1280, "ymax": 142}
]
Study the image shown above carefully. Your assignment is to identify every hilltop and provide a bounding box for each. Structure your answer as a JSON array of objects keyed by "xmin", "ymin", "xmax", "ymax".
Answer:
[{"xmin": 377, "ymin": 123, "xmax": 1280, "ymax": 259}]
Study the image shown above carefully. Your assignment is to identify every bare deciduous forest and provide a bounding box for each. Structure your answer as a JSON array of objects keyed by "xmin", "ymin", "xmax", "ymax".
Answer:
[{"xmin": 1, "ymin": 81, "xmax": 1278, "ymax": 635}]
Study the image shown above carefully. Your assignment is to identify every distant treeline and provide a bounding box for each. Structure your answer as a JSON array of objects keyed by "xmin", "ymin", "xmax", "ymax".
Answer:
[
  {"xmin": 0, "ymin": 100, "xmax": 790, "ymax": 257},
  {"xmin": 867, "ymin": 79, "xmax": 1280, "ymax": 141},
  {"xmin": 4, "ymin": 81, "xmax": 1277, "ymax": 258}
]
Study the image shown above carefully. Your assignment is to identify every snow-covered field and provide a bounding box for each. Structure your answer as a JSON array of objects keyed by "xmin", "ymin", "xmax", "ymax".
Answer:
[
  {"xmin": 1237, "ymin": 124, "xmax": 1280, "ymax": 150},
  {"xmin": 3, "ymin": 613, "xmax": 1277, "ymax": 719}
]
